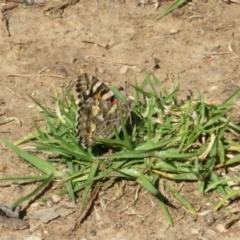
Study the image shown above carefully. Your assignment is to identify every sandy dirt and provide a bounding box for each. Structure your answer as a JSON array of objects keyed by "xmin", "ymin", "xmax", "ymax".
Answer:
[{"xmin": 1, "ymin": 0, "xmax": 240, "ymax": 239}]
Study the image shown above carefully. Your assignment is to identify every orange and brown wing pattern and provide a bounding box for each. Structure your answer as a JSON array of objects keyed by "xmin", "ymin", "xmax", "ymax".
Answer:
[{"xmin": 76, "ymin": 73, "xmax": 130, "ymax": 148}]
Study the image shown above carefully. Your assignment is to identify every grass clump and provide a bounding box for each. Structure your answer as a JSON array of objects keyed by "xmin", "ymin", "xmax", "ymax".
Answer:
[{"xmin": 1, "ymin": 73, "xmax": 240, "ymax": 226}]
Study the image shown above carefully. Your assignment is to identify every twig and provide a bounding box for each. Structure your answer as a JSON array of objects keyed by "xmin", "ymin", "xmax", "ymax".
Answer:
[
  {"xmin": 0, "ymin": 117, "xmax": 21, "ymax": 126},
  {"xmin": 204, "ymin": 52, "xmax": 230, "ymax": 56},
  {"xmin": 1, "ymin": 3, "xmax": 18, "ymax": 12},
  {"xmin": 38, "ymin": 66, "xmax": 48, "ymax": 74},
  {"xmin": 223, "ymin": 0, "xmax": 240, "ymax": 4},
  {"xmin": 7, "ymin": 74, "xmax": 66, "ymax": 79},
  {"xmin": 228, "ymin": 44, "xmax": 239, "ymax": 59},
  {"xmin": 74, "ymin": 186, "xmax": 100, "ymax": 230},
  {"xmin": 100, "ymin": 57, "xmax": 141, "ymax": 67},
  {"xmin": 1, "ymin": 11, "xmax": 10, "ymax": 36},
  {"xmin": 5, "ymin": 87, "xmax": 22, "ymax": 98}
]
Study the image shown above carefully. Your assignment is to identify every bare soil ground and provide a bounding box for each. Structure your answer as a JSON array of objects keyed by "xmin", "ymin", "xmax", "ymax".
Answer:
[{"xmin": 1, "ymin": 1, "xmax": 240, "ymax": 239}]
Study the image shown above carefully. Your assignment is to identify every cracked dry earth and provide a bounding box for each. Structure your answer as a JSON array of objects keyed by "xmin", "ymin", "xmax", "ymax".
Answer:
[{"xmin": 1, "ymin": 1, "xmax": 240, "ymax": 239}]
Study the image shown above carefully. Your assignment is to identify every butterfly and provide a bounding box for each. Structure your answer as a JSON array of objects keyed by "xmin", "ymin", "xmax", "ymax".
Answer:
[{"xmin": 75, "ymin": 73, "xmax": 131, "ymax": 148}]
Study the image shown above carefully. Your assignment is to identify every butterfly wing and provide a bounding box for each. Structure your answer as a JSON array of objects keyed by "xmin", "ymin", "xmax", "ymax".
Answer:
[{"xmin": 76, "ymin": 73, "xmax": 130, "ymax": 148}]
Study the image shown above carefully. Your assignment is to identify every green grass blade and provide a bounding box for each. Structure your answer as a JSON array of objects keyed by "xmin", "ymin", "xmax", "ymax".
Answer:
[
  {"xmin": 218, "ymin": 88, "xmax": 240, "ymax": 107},
  {"xmin": 205, "ymin": 176, "xmax": 240, "ymax": 193},
  {"xmin": 0, "ymin": 175, "xmax": 49, "ymax": 181},
  {"xmin": 157, "ymin": 0, "xmax": 188, "ymax": 20},
  {"xmin": 0, "ymin": 137, "xmax": 58, "ymax": 175},
  {"xmin": 81, "ymin": 160, "xmax": 99, "ymax": 210},
  {"xmin": 215, "ymin": 188, "xmax": 240, "ymax": 211},
  {"xmin": 164, "ymin": 183, "xmax": 196, "ymax": 214},
  {"xmin": 137, "ymin": 173, "xmax": 173, "ymax": 226},
  {"xmin": 11, "ymin": 173, "xmax": 54, "ymax": 210}
]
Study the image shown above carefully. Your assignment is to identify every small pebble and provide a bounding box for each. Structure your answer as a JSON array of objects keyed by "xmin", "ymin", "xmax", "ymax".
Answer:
[
  {"xmin": 90, "ymin": 229, "xmax": 97, "ymax": 236},
  {"xmin": 98, "ymin": 67, "xmax": 105, "ymax": 74},
  {"xmin": 52, "ymin": 194, "xmax": 60, "ymax": 203},
  {"xmin": 70, "ymin": 57, "xmax": 77, "ymax": 64},
  {"xmin": 119, "ymin": 65, "xmax": 128, "ymax": 74},
  {"xmin": 58, "ymin": 67, "xmax": 68, "ymax": 77},
  {"xmin": 45, "ymin": 198, "xmax": 54, "ymax": 208},
  {"xmin": 13, "ymin": 184, "xmax": 23, "ymax": 192}
]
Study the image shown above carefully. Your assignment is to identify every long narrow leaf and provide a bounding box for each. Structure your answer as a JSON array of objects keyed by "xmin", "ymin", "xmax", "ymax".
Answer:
[
  {"xmin": 0, "ymin": 137, "xmax": 57, "ymax": 175},
  {"xmin": 11, "ymin": 173, "xmax": 54, "ymax": 209}
]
